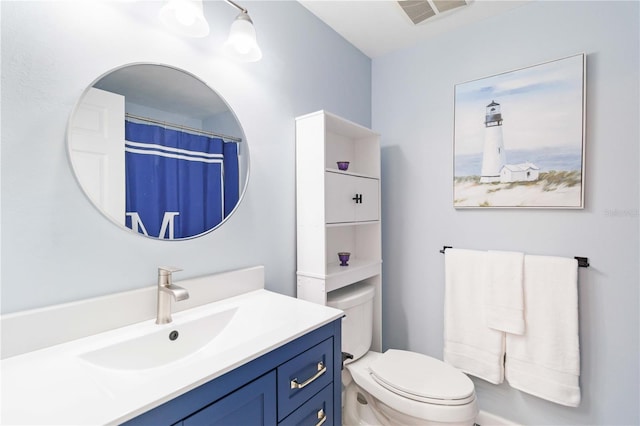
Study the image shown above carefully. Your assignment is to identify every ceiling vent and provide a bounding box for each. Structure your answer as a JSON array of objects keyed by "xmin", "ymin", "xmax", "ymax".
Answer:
[{"xmin": 397, "ymin": 0, "xmax": 472, "ymax": 25}]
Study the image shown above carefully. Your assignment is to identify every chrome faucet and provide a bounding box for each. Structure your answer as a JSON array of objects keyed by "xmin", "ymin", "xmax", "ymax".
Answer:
[{"xmin": 156, "ymin": 266, "xmax": 189, "ymax": 325}]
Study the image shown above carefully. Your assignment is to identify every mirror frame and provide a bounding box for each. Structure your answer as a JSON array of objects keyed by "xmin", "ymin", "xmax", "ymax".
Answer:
[{"xmin": 66, "ymin": 62, "xmax": 250, "ymax": 240}]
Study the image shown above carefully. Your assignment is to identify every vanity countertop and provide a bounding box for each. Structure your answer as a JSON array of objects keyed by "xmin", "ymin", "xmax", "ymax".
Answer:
[{"xmin": 1, "ymin": 289, "xmax": 343, "ymax": 425}]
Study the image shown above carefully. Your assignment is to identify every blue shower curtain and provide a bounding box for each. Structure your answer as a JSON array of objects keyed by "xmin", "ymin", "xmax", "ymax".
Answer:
[{"xmin": 124, "ymin": 121, "xmax": 239, "ymax": 239}]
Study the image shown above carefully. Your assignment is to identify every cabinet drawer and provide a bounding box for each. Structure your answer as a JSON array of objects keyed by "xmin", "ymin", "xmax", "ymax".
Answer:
[
  {"xmin": 277, "ymin": 338, "xmax": 334, "ymax": 421},
  {"xmin": 278, "ymin": 383, "xmax": 333, "ymax": 426}
]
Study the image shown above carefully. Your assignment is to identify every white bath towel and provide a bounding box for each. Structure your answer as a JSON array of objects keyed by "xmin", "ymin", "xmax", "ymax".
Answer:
[
  {"xmin": 444, "ymin": 248, "xmax": 505, "ymax": 384},
  {"xmin": 505, "ymin": 255, "xmax": 581, "ymax": 407},
  {"xmin": 484, "ymin": 250, "xmax": 525, "ymax": 335}
]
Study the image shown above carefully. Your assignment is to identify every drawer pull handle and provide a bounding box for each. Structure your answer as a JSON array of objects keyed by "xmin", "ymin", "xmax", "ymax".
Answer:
[
  {"xmin": 290, "ymin": 361, "xmax": 326, "ymax": 389},
  {"xmin": 316, "ymin": 408, "xmax": 327, "ymax": 426}
]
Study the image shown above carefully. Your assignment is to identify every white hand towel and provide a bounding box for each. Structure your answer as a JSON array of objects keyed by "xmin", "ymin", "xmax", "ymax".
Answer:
[
  {"xmin": 505, "ymin": 255, "xmax": 581, "ymax": 407},
  {"xmin": 484, "ymin": 250, "xmax": 525, "ymax": 335},
  {"xmin": 444, "ymin": 248, "xmax": 505, "ymax": 384}
]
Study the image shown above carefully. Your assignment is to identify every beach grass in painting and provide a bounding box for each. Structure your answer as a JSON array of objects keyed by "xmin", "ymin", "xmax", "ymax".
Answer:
[{"xmin": 454, "ymin": 171, "xmax": 582, "ymax": 207}]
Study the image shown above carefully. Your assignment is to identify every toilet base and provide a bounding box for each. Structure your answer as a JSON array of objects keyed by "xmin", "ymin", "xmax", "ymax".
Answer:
[{"xmin": 343, "ymin": 381, "xmax": 389, "ymax": 426}]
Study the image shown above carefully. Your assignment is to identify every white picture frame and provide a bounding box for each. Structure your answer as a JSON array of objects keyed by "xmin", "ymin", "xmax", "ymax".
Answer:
[{"xmin": 453, "ymin": 54, "xmax": 586, "ymax": 208}]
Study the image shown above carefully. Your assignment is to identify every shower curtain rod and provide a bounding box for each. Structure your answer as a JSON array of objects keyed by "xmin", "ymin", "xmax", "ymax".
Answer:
[
  {"xmin": 439, "ymin": 245, "xmax": 589, "ymax": 268},
  {"xmin": 125, "ymin": 113, "xmax": 242, "ymax": 143}
]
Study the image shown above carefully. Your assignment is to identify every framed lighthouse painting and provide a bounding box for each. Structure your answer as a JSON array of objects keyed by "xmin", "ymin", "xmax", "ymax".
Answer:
[{"xmin": 453, "ymin": 54, "xmax": 586, "ymax": 208}]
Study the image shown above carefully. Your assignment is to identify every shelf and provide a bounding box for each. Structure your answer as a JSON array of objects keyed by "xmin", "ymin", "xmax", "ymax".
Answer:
[
  {"xmin": 326, "ymin": 258, "xmax": 380, "ymax": 276},
  {"xmin": 298, "ymin": 259, "xmax": 382, "ymax": 294},
  {"xmin": 325, "ymin": 221, "xmax": 379, "ymax": 228},
  {"xmin": 325, "ymin": 168, "xmax": 379, "ymax": 180},
  {"xmin": 325, "ymin": 261, "xmax": 382, "ymax": 292}
]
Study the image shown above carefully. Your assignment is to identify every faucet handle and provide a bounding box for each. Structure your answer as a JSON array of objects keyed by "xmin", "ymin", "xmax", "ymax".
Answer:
[{"xmin": 158, "ymin": 266, "xmax": 183, "ymax": 275}]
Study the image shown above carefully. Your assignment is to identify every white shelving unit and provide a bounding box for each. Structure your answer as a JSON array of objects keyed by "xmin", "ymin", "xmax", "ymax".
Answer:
[{"xmin": 295, "ymin": 110, "xmax": 382, "ymax": 351}]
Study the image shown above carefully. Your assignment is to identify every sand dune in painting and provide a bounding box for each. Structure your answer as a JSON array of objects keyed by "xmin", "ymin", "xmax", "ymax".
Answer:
[{"xmin": 454, "ymin": 171, "xmax": 582, "ymax": 208}]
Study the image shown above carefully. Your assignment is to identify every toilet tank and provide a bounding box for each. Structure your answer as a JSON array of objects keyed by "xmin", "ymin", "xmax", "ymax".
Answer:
[{"xmin": 327, "ymin": 283, "xmax": 375, "ymax": 361}]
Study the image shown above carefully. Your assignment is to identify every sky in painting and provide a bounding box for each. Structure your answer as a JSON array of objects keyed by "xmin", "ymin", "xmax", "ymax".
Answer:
[{"xmin": 454, "ymin": 54, "xmax": 584, "ymax": 155}]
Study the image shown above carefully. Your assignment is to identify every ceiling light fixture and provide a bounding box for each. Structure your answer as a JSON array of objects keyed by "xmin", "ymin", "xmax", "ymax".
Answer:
[
  {"xmin": 223, "ymin": 0, "xmax": 263, "ymax": 62},
  {"xmin": 159, "ymin": 0, "xmax": 210, "ymax": 38}
]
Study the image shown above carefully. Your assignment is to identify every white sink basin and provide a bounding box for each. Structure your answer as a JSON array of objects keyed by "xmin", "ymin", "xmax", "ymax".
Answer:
[
  {"xmin": 80, "ymin": 307, "xmax": 238, "ymax": 370},
  {"xmin": 1, "ymin": 288, "xmax": 344, "ymax": 425}
]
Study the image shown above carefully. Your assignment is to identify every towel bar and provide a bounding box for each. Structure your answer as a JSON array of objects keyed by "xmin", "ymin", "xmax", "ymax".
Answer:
[
  {"xmin": 574, "ymin": 257, "xmax": 589, "ymax": 268},
  {"xmin": 439, "ymin": 246, "xmax": 589, "ymax": 268}
]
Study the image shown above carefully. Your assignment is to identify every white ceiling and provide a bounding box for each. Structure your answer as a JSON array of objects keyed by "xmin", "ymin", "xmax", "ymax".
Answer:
[{"xmin": 297, "ymin": 0, "xmax": 532, "ymax": 58}]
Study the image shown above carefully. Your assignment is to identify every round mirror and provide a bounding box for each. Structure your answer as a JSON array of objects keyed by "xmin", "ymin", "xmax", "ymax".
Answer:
[{"xmin": 67, "ymin": 63, "xmax": 249, "ymax": 240}]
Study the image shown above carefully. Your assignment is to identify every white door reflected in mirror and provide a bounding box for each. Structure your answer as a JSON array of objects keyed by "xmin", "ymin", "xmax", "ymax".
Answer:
[{"xmin": 69, "ymin": 88, "xmax": 126, "ymax": 224}]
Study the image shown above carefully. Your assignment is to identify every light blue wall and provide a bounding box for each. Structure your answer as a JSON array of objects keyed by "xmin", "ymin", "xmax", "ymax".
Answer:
[
  {"xmin": 373, "ymin": 1, "xmax": 639, "ymax": 424},
  {"xmin": 0, "ymin": 1, "xmax": 371, "ymax": 313}
]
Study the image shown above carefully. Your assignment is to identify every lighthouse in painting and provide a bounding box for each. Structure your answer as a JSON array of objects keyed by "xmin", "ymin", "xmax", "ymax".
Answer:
[{"xmin": 480, "ymin": 100, "xmax": 506, "ymax": 183}]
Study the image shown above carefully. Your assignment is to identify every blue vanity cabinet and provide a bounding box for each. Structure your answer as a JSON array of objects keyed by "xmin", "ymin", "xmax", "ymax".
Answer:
[
  {"xmin": 124, "ymin": 319, "xmax": 341, "ymax": 426},
  {"xmin": 181, "ymin": 371, "xmax": 276, "ymax": 426}
]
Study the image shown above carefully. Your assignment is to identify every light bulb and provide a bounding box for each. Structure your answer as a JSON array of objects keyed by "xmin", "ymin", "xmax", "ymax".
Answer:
[
  {"xmin": 159, "ymin": 0, "xmax": 209, "ymax": 38},
  {"xmin": 175, "ymin": 7, "xmax": 196, "ymax": 26},
  {"xmin": 233, "ymin": 36, "xmax": 252, "ymax": 54}
]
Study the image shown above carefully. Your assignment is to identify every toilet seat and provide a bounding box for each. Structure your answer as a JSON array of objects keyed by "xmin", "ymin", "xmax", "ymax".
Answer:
[
  {"xmin": 369, "ymin": 350, "xmax": 476, "ymax": 406},
  {"xmin": 347, "ymin": 351, "xmax": 478, "ymax": 424}
]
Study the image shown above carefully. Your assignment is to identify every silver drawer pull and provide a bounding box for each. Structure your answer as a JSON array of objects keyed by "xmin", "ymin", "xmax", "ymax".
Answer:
[
  {"xmin": 316, "ymin": 408, "xmax": 327, "ymax": 426},
  {"xmin": 290, "ymin": 361, "xmax": 326, "ymax": 389}
]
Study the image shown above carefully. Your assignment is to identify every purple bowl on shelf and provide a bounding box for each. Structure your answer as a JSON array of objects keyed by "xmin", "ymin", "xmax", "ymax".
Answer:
[
  {"xmin": 336, "ymin": 161, "xmax": 350, "ymax": 171},
  {"xmin": 338, "ymin": 252, "xmax": 351, "ymax": 266}
]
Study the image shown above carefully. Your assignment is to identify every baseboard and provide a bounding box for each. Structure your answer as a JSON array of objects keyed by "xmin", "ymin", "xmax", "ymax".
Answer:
[{"xmin": 475, "ymin": 410, "xmax": 521, "ymax": 426}]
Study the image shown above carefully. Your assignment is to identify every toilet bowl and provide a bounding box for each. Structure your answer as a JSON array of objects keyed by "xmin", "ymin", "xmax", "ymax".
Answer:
[
  {"xmin": 327, "ymin": 283, "xmax": 478, "ymax": 426},
  {"xmin": 345, "ymin": 350, "xmax": 478, "ymax": 425}
]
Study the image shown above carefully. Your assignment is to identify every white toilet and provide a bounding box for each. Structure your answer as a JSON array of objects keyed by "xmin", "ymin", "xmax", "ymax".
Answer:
[{"xmin": 327, "ymin": 283, "xmax": 478, "ymax": 426}]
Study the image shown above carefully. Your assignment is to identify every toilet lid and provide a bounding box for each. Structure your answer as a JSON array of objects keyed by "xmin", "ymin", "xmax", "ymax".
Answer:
[{"xmin": 369, "ymin": 350, "xmax": 475, "ymax": 405}]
